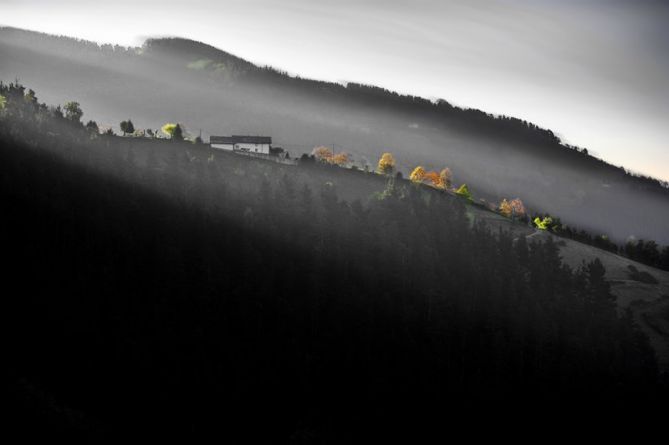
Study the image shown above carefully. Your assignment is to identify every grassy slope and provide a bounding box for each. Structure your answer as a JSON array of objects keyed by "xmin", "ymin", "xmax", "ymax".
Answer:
[{"xmin": 470, "ymin": 205, "xmax": 669, "ymax": 370}]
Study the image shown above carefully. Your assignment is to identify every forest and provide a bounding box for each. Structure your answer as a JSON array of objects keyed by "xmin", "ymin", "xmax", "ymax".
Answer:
[{"xmin": 1, "ymin": 82, "xmax": 666, "ymax": 442}]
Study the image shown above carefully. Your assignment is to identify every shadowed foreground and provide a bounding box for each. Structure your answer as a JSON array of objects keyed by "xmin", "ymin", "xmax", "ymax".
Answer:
[{"xmin": 1, "ymin": 83, "xmax": 665, "ymax": 442}]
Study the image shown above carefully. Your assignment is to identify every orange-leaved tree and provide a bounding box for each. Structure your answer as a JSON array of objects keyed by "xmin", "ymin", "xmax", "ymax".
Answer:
[
  {"xmin": 424, "ymin": 171, "xmax": 442, "ymax": 188},
  {"xmin": 510, "ymin": 198, "xmax": 526, "ymax": 218},
  {"xmin": 500, "ymin": 198, "xmax": 527, "ymax": 219},
  {"xmin": 332, "ymin": 152, "xmax": 351, "ymax": 166},
  {"xmin": 312, "ymin": 146, "xmax": 350, "ymax": 166},
  {"xmin": 312, "ymin": 146, "xmax": 333, "ymax": 163}
]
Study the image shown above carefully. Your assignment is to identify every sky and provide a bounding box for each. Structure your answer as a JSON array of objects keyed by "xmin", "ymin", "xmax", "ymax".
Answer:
[{"xmin": 1, "ymin": 0, "xmax": 668, "ymax": 180}]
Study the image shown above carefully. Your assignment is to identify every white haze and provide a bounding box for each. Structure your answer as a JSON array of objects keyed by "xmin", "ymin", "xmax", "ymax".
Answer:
[{"xmin": 0, "ymin": 0, "xmax": 667, "ymax": 180}]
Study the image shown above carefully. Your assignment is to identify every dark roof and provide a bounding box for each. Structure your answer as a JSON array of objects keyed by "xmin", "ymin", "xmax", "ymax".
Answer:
[{"xmin": 210, "ymin": 135, "xmax": 271, "ymax": 144}]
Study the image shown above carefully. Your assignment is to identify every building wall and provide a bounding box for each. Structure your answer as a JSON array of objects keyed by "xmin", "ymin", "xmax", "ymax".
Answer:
[
  {"xmin": 211, "ymin": 142, "xmax": 271, "ymax": 154},
  {"xmin": 211, "ymin": 143, "xmax": 234, "ymax": 151},
  {"xmin": 235, "ymin": 143, "xmax": 270, "ymax": 154}
]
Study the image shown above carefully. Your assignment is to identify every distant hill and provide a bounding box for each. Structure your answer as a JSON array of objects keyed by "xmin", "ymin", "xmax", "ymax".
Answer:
[{"xmin": 1, "ymin": 26, "xmax": 668, "ymax": 243}]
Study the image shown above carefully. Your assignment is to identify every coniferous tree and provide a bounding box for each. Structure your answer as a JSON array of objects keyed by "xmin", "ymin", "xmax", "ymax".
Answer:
[{"xmin": 85, "ymin": 120, "xmax": 99, "ymax": 133}]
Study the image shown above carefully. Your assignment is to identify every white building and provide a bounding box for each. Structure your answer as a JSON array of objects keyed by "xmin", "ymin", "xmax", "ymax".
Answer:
[{"xmin": 210, "ymin": 135, "xmax": 272, "ymax": 155}]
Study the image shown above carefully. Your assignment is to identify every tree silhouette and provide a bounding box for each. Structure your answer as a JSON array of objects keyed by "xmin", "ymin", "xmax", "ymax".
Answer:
[
  {"xmin": 85, "ymin": 120, "xmax": 99, "ymax": 133},
  {"xmin": 120, "ymin": 119, "xmax": 135, "ymax": 136}
]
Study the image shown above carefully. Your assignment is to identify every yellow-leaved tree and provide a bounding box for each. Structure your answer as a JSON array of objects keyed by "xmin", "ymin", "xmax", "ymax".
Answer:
[
  {"xmin": 162, "ymin": 123, "xmax": 183, "ymax": 140},
  {"xmin": 377, "ymin": 152, "xmax": 395, "ymax": 175},
  {"xmin": 455, "ymin": 184, "xmax": 473, "ymax": 202},
  {"xmin": 409, "ymin": 166, "xmax": 426, "ymax": 183},
  {"xmin": 534, "ymin": 216, "xmax": 553, "ymax": 230}
]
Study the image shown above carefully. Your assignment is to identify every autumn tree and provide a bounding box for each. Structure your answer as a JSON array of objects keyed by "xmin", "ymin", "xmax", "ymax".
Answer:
[
  {"xmin": 162, "ymin": 123, "xmax": 183, "ymax": 140},
  {"xmin": 333, "ymin": 152, "xmax": 351, "ymax": 166},
  {"xmin": 424, "ymin": 171, "xmax": 442, "ymax": 188},
  {"xmin": 510, "ymin": 198, "xmax": 526, "ymax": 219},
  {"xmin": 312, "ymin": 146, "xmax": 333, "ymax": 163},
  {"xmin": 377, "ymin": 152, "xmax": 396, "ymax": 175},
  {"xmin": 310, "ymin": 146, "xmax": 350, "ymax": 166},
  {"xmin": 499, "ymin": 199, "xmax": 512, "ymax": 218},
  {"xmin": 499, "ymin": 197, "xmax": 526, "ymax": 220},
  {"xmin": 410, "ymin": 166, "xmax": 426, "ymax": 183},
  {"xmin": 439, "ymin": 168, "xmax": 452, "ymax": 189},
  {"xmin": 533, "ymin": 216, "xmax": 553, "ymax": 230},
  {"xmin": 64, "ymin": 101, "xmax": 83, "ymax": 123},
  {"xmin": 455, "ymin": 184, "xmax": 473, "ymax": 202}
]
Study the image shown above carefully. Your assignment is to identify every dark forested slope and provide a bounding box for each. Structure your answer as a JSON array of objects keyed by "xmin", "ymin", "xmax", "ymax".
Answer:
[
  {"xmin": 1, "ymin": 27, "xmax": 668, "ymax": 245},
  {"xmin": 1, "ymin": 82, "xmax": 665, "ymax": 441}
]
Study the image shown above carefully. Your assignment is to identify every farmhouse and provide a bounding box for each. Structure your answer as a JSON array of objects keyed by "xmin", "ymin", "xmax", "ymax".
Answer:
[{"xmin": 210, "ymin": 135, "xmax": 272, "ymax": 154}]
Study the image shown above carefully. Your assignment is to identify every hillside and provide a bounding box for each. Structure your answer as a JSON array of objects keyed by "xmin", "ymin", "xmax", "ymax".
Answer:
[
  {"xmin": 470, "ymin": 206, "xmax": 669, "ymax": 370},
  {"xmin": 2, "ymin": 82, "xmax": 667, "ymax": 440},
  {"xmin": 1, "ymin": 26, "xmax": 668, "ymax": 246}
]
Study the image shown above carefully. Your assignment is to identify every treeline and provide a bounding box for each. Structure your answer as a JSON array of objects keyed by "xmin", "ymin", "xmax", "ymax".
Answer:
[
  {"xmin": 623, "ymin": 239, "xmax": 669, "ymax": 271},
  {"xmin": 305, "ymin": 137, "xmax": 669, "ymax": 272},
  {"xmin": 0, "ymin": 83, "xmax": 665, "ymax": 441},
  {"xmin": 530, "ymin": 213, "xmax": 669, "ymax": 271},
  {"xmin": 254, "ymin": 65, "xmax": 669, "ymax": 192}
]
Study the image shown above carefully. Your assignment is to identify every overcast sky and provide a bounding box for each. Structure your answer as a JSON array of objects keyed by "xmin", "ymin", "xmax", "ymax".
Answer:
[{"xmin": 1, "ymin": 0, "xmax": 668, "ymax": 180}]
